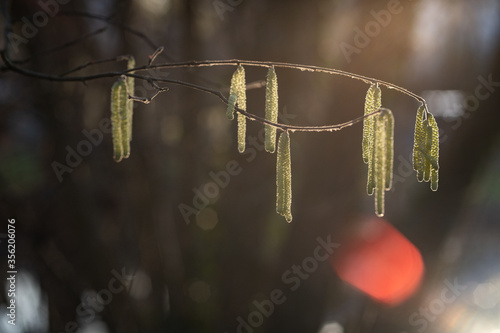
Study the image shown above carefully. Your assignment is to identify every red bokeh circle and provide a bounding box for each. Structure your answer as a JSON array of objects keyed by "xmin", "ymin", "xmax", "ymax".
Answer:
[{"xmin": 332, "ymin": 217, "xmax": 424, "ymax": 305}]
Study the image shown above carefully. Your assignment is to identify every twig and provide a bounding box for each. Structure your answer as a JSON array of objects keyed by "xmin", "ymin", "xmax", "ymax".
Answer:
[
  {"xmin": 138, "ymin": 59, "xmax": 429, "ymax": 112},
  {"xmin": 148, "ymin": 47, "xmax": 164, "ymax": 66},
  {"xmin": 13, "ymin": 27, "xmax": 108, "ymax": 65},
  {"xmin": 60, "ymin": 56, "xmax": 126, "ymax": 76},
  {"xmin": 59, "ymin": 11, "xmax": 174, "ymax": 62},
  {"xmin": 0, "ymin": 51, "xmax": 425, "ymax": 132}
]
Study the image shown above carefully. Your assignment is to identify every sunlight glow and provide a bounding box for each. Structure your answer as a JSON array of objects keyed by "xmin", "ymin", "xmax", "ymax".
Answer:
[
  {"xmin": 410, "ymin": 0, "xmax": 500, "ymax": 75},
  {"xmin": 473, "ymin": 282, "xmax": 500, "ymax": 309},
  {"xmin": 421, "ymin": 90, "xmax": 465, "ymax": 118},
  {"xmin": 318, "ymin": 321, "xmax": 344, "ymax": 333},
  {"xmin": 422, "ymin": 276, "xmax": 500, "ymax": 333},
  {"xmin": 136, "ymin": 0, "xmax": 172, "ymax": 16}
]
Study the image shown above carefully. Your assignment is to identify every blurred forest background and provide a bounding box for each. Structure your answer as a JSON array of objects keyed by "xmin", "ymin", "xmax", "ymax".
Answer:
[{"xmin": 1, "ymin": 0, "xmax": 500, "ymax": 332}]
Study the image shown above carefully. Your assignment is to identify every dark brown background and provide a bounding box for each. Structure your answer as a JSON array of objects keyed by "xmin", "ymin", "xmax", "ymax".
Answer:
[{"xmin": 1, "ymin": 0, "xmax": 499, "ymax": 332}]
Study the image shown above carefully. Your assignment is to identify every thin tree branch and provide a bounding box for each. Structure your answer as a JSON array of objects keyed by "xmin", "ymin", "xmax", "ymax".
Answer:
[
  {"xmin": 59, "ymin": 11, "xmax": 175, "ymax": 62},
  {"xmin": 136, "ymin": 60, "xmax": 429, "ymax": 111},
  {"xmin": 14, "ymin": 27, "xmax": 109, "ymax": 65},
  {"xmin": 59, "ymin": 56, "xmax": 126, "ymax": 76},
  {"xmin": 0, "ymin": 51, "xmax": 423, "ymax": 132}
]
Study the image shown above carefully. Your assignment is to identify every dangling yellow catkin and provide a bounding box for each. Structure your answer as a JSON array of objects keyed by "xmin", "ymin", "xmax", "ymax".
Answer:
[
  {"xmin": 373, "ymin": 113, "xmax": 387, "ymax": 217},
  {"xmin": 111, "ymin": 77, "xmax": 127, "ymax": 162},
  {"xmin": 120, "ymin": 83, "xmax": 130, "ymax": 159},
  {"xmin": 237, "ymin": 113, "xmax": 246, "ymax": 153},
  {"xmin": 264, "ymin": 66, "xmax": 279, "ymax": 153},
  {"xmin": 362, "ymin": 83, "xmax": 382, "ymax": 164},
  {"xmin": 427, "ymin": 113, "xmax": 439, "ymax": 190},
  {"xmin": 366, "ymin": 109, "xmax": 394, "ymax": 217},
  {"xmin": 423, "ymin": 119, "xmax": 433, "ymax": 182},
  {"xmin": 227, "ymin": 65, "xmax": 247, "ymax": 152},
  {"xmin": 126, "ymin": 56, "xmax": 135, "ymax": 144},
  {"xmin": 412, "ymin": 106, "xmax": 440, "ymax": 190},
  {"xmin": 276, "ymin": 131, "xmax": 292, "ymax": 222},
  {"xmin": 367, "ymin": 149, "xmax": 375, "ymax": 196},
  {"xmin": 384, "ymin": 110, "xmax": 394, "ymax": 190},
  {"xmin": 235, "ymin": 65, "xmax": 247, "ymax": 153},
  {"xmin": 227, "ymin": 65, "xmax": 244, "ymax": 120},
  {"xmin": 413, "ymin": 105, "xmax": 426, "ymax": 182},
  {"xmin": 363, "ymin": 83, "xmax": 382, "ymax": 197}
]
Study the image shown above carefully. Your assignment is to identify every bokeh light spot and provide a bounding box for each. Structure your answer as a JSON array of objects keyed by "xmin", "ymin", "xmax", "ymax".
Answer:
[
  {"xmin": 129, "ymin": 269, "xmax": 152, "ymax": 300},
  {"xmin": 332, "ymin": 217, "xmax": 424, "ymax": 305},
  {"xmin": 318, "ymin": 321, "xmax": 344, "ymax": 333},
  {"xmin": 188, "ymin": 280, "xmax": 211, "ymax": 303},
  {"xmin": 473, "ymin": 282, "xmax": 500, "ymax": 309},
  {"xmin": 196, "ymin": 207, "xmax": 219, "ymax": 231}
]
